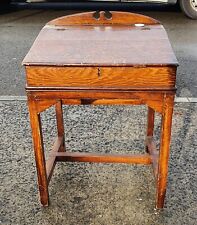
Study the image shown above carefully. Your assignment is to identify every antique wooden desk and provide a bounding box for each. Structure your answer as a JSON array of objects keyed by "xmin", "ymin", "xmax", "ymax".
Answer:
[{"xmin": 23, "ymin": 11, "xmax": 178, "ymax": 209}]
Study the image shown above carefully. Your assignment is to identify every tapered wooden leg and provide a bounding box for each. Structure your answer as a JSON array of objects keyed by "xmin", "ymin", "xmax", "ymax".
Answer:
[
  {"xmin": 55, "ymin": 100, "xmax": 65, "ymax": 152},
  {"xmin": 156, "ymin": 95, "xmax": 174, "ymax": 209},
  {"xmin": 146, "ymin": 106, "xmax": 155, "ymax": 152},
  {"xmin": 28, "ymin": 98, "xmax": 49, "ymax": 206}
]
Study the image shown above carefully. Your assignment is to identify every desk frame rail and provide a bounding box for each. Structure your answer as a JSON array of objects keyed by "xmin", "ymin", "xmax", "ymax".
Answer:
[{"xmin": 27, "ymin": 89, "xmax": 175, "ymax": 209}]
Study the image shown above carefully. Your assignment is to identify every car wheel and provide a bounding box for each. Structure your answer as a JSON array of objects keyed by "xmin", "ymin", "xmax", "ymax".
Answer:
[{"xmin": 179, "ymin": 0, "xmax": 197, "ymax": 19}]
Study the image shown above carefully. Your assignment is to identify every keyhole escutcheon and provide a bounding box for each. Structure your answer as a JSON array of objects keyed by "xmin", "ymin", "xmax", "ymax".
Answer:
[{"xmin": 98, "ymin": 67, "xmax": 101, "ymax": 77}]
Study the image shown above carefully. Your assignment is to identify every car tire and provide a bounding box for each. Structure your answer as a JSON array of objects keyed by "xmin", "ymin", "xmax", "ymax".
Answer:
[{"xmin": 179, "ymin": 0, "xmax": 197, "ymax": 19}]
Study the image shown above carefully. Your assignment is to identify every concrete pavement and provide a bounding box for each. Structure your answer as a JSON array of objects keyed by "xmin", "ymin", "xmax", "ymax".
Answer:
[{"xmin": 0, "ymin": 101, "xmax": 196, "ymax": 225}]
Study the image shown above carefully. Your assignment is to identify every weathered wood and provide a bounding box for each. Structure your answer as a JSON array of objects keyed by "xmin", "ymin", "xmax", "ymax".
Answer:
[
  {"xmin": 22, "ymin": 11, "xmax": 178, "ymax": 67},
  {"xmin": 55, "ymin": 152, "xmax": 152, "ymax": 164},
  {"xmin": 22, "ymin": 27, "xmax": 178, "ymax": 67},
  {"xmin": 146, "ymin": 136, "xmax": 158, "ymax": 178},
  {"xmin": 46, "ymin": 136, "xmax": 63, "ymax": 183}
]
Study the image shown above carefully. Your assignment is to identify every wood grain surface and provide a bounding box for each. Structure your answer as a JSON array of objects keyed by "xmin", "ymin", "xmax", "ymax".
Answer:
[
  {"xmin": 26, "ymin": 66, "xmax": 176, "ymax": 88},
  {"xmin": 55, "ymin": 152, "xmax": 152, "ymax": 164},
  {"xmin": 25, "ymin": 11, "xmax": 177, "ymax": 209},
  {"xmin": 22, "ymin": 12, "xmax": 178, "ymax": 67},
  {"xmin": 48, "ymin": 11, "xmax": 160, "ymax": 26}
]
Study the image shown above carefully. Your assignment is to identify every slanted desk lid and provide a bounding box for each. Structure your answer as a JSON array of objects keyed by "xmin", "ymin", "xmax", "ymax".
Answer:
[{"xmin": 22, "ymin": 11, "xmax": 178, "ymax": 67}]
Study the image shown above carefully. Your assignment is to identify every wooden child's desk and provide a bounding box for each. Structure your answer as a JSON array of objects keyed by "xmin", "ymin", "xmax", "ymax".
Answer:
[{"xmin": 23, "ymin": 11, "xmax": 178, "ymax": 208}]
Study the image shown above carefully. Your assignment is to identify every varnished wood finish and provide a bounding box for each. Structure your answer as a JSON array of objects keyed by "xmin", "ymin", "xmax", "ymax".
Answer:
[
  {"xmin": 55, "ymin": 152, "xmax": 152, "ymax": 164},
  {"xmin": 55, "ymin": 101, "xmax": 65, "ymax": 152},
  {"xmin": 34, "ymin": 99, "xmax": 57, "ymax": 113},
  {"xmin": 48, "ymin": 11, "xmax": 160, "ymax": 26},
  {"xmin": 28, "ymin": 97, "xmax": 49, "ymax": 206},
  {"xmin": 146, "ymin": 106, "xmax": 155, "ymax": 152},
  {"xmin": 24, "ymin": 11, "xmax": 178, "ymax": 209},
  {"xmin": 26, "ymin": 66, "xmax": 176, "ymax": 88},
  {"xmin": 28, "ymin": 90, "xmax": 167, "ymax": 101},
  {"xmin": 156, "ymin": 94, "xmax": 174, "ymax": 208},
  {"xmin": 147, "ymin": 107, "xmax": 155, "ymax": 137},
  {"xmin": 46, "ymin": 136, "xmax": 63, "ymax": 183},
  {"xmin": 27, "ymin": 90, "xmax": 166, "ymax": 114}
]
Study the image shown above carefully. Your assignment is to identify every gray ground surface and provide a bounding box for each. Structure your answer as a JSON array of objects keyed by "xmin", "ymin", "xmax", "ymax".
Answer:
[
  {"xmin": 0, "ymin": 5, "xmax": 197, "ymax": 225},
  {"xmin": 0, "ymin": 101, "xmax": 196, "ymax": 225},
  {"xmin": 0, "ymin": 7, "xmax": 197, "ymax": 97}
]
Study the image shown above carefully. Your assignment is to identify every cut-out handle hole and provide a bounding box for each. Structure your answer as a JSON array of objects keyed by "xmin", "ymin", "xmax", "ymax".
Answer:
[
  {"xmin": 93, "ymin": 11, "xmax": 112, "ymax": 20},
  {"xmin": 104, "ymin": 11, "xmax": 112, "ymax": 20},
  {"xmin": 93, "ymin": 11, "xmax": 100, "ymax": 20}
]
